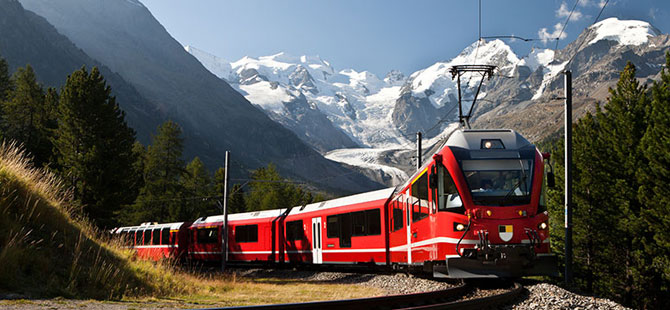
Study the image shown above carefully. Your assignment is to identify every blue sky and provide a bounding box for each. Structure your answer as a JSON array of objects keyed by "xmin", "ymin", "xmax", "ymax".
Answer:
[{"xmin": 141, "ymin": 0, "xmax": 669, "ymax": 77}]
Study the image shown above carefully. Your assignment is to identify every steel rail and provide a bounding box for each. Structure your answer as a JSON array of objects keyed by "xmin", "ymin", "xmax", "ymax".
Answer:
[
  {"xmin": 395, "ymin": 282, "xmax": 523, "ymax": 310},
  {"xmin": 198, "ymin": 283, "xmax": 470, "ymax": 310}
]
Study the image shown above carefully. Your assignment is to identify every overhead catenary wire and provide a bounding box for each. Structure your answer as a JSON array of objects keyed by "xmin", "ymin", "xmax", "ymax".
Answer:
[
  {"xmin": 555, "ymin": 0, "xmax": 582, "ymax": 51},
  {"xmin": 564, "ymin": 0, "xmax": 610, "ymax": 68}
]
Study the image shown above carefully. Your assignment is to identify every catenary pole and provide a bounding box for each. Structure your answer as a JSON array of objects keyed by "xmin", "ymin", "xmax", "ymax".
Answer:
[
  {"xmin": 564, "ymin": 70, "xmax": 573, "ymax": 286},
  {"xmin": 221, "ymin": 151, "xmax": 230, "ymax": 272},
  {"xmin": 416, "ymin": 132, "xmax": 422, "ymax": 170}
]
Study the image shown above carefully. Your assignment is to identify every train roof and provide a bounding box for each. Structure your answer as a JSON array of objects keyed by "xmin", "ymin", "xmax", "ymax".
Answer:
[
  {"xmin": 114, "ymin": 221, "xmax": 184, "ymax": 232},
  {"xmin": 398, "ymin": 128, "xmax": 534, "ymax": 190},
  {"xmin": 194, "ymin": 187, "xmax": 396, "ymax": 224},
  {"xmin": 445, "ymin": 129, "xmax": 532, "ymax": 151}
]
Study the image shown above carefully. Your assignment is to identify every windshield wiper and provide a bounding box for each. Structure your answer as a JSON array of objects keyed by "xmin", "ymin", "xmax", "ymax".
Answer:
[{"xmin": 500, "ymin": 160, "xmax": 529, "ymax": 206}]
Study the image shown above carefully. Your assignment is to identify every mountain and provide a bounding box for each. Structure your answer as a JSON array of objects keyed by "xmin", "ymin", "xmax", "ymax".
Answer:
[
  {"xmin": 184, "ymin": 47, "xmax": 360, "ymax": 153},
  {"xmin": 16, "ymin": 0, "xmax": 382, "ymax": 194},
  {"xmin": 474, "ymin": 18, "xmax": 668, "ymax": 141},
  {"xmin": 0, "ymin": 0, "xmax": 162, "ymax": 141},
  {"xmin": 186, "ymin": 18, "xmax": 669, "ymax": 187},
  {"xmin": 186, "ymin": 48, "xmax": 414, "ymax": 150}
]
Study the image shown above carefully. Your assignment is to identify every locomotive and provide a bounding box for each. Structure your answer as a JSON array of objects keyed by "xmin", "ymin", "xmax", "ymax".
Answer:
[{"xmin": 113, "ymin": 128, "xmax": 558, "ymax": 278}]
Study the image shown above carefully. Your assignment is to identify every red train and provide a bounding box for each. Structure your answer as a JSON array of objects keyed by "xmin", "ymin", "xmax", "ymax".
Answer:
[{"xmin": 113, "ymin": 129, "xmax": 558, "ymax": 278}]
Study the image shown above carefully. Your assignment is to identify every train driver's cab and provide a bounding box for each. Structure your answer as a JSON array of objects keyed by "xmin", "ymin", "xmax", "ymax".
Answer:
[{"xmin": 462, "ymin": 158, "xmax": 533, "ymax": 206}]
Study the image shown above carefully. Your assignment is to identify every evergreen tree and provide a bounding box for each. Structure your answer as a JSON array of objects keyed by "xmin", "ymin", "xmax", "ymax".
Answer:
[
  {"xmin": 131, "ymin": 120, "xmax": 186, "ymax": 223},
  {"xmin": 245, "ymin": 164, "xmax": 313, "ymax": 211},
  {"xmin": 0, "ymin": 57, "xmax": 11, "ymax": 102},
  {"xmin": 571, "ymin": 108, "xmax": 619, "ymax": 295},
  {"xmin": 180, "ymin": 157, "xmax": 215, "ymax": 218},
  {"xmin": 1, "ymin": 65, "xmax": 56, "ymax": 166},
  {"xmin": 54, "ymin": 66, "xmax": 137, "ymax": 228},
  {"xmin": 214, "ymin": 167, "xmax": 246, "ymax": 214},
  {"xmin": 596, "ymin": 62, "xmax": 651, "ymax": 306},
  {"xmin": 637, "ymin": 52, "xmax": 670, "ymax": 308},
  {"xmin": 227, "ymin": 183, "xmax": 247, "ymax": 214}
]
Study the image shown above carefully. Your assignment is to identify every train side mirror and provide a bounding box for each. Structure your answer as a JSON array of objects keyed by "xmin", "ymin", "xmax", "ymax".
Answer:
[{"xmin": 547, "ymin": 171, "xmax": 555, "ymax": 189}]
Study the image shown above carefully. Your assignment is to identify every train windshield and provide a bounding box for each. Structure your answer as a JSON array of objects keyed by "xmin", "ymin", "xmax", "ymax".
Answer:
[{"xmin": 462, "ymin": 159, "xmax": 533, "ymax": 206}]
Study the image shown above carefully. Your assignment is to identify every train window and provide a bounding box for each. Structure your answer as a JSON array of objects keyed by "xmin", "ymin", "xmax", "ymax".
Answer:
[
  {"xmin": 286, "ymin": 220, "xmax": 305, "ymax": 241},
  {"xmin": 161, "ymin": 228, "xmax": 170, "ymax": 245},
  {"xmin": 143, "ymin": 229, "xmax": 151, "ymax": 245},
  {"xmin": 392, "ymin": 199, "xmax": 404, "ymax": 231},
  {"xmin": 327, "ymin": 215, "xmax": 339, "ymax": 238},
  {"xmin": 171, "ymin": 232, "xmax": 177, "ymax": 245},
  {"xmin": 411, "ymin": 173, "xmax": 430, "ymax": 222},
  {"xmin": 352, "ymin": 211, "xmax": 366, "ymax": 236},
  {"xmin": 339, "ymin": 213, "xmax": 352, "ymax": 248},
  {"xmin": 134, "ymin": 230, "xmax": 141, "ymax": 245},
  {"xmin": 235, "ymin": 225, "xmax": 258, "ymax": 243},
  {"xmin": 411, "ymin": 173, "xmax": 429, "ymax": 201},
  {"xmin": 366, "ymin": 209, "xmax": 381, "ymax": 235},
  {"xmin": 197, "ymin": 228, "xmax": 219, "ymax": 244},
  {"xmin": 152, "ymin": 228, "xmax": 161, "ymax": 245},
  {"xmin": 438, "ymin": 165, "xmax": 465, "ymax": 214}
]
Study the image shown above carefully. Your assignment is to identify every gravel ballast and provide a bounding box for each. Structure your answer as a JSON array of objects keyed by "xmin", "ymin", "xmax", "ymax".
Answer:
[
  {"xmin": 506, "ymin": 283, "xmax": 631, "ymax": 310},
  {"xmin": 1, "ymin": 268, "xmax": 631, "ymax": 309}
]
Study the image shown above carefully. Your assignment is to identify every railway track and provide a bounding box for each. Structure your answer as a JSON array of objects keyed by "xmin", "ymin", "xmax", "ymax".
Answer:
[{"xmin": 199, "ymin": 281, "xmax": 523, "ymax": 310}]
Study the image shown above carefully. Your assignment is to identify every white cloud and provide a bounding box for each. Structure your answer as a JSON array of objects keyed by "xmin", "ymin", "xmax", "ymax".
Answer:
[
  {"xmin": 538, "ymin": 23, "xmax": 568, "ymax": 44},
  {"xmin": 598, "ymin": 0, "xmax": 608, "ymax": 8},
  {"xmin": 556, "ymin": 2, "xmax": 583, "ymax": 21}
]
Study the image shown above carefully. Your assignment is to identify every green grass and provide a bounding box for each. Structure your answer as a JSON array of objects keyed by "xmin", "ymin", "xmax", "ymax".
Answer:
[
  {"xmin": 0, "ymin": 142, "xmax": 190, "ymax": 299},
  {"xmin": 0, "ymin": 142, "xmax": 384, "ymax": 305}
]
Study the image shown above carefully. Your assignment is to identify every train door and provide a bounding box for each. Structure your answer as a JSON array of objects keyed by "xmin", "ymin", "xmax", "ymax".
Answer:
[
  {"xmin": 389, "ymin": 195, "xmax": 408, "ymax": 263},
  {"xmin": 311, "ymin": 217, "xmax": 323, "ymax": 264},
  {"xmin": 406, "ymin": 196, "xmax": 412, "ymax": 264},
  {"xmin": 409, "ymin": 169, "xmax": 431, "ymax": 262}
]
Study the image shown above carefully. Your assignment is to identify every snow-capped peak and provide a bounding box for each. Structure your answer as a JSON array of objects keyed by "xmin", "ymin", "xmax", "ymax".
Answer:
[
  {"xmin": 588, "ymin": 18, "xmax": 660, "ymax": 47},
  {"xmin": 383, "ymin": 70, "xmax": 406, "ymax": 87},
  {"xmin": 451, "ymin": 39, "xmax": 520, "ymax": 68},
  {"xmin": 184, "ymin": 45, "xmax": 232, "ymax": 80},
  {"xmin": 518, "ymin": 48, "xmax": 555, "ymax": 72},
  {"xmin": 406, "ymin": 39, "xmax": 520, "ymax": 107}
]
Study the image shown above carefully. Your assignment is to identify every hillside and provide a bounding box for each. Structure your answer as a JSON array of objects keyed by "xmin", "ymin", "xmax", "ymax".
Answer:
[
  {"xmin": 0, "ymin": 0, "xmax": 162, "ymax": 142},
  {"xmin": 16, "ymin": 0, "xmax": 382, "ymax": 194},
  {"xmin": 0, "ymin": 142, "xmax": 185, "ymax": 298},
  {"xmin": 0, "ymin": 142, "xmax": 383, "ymax": 304}
]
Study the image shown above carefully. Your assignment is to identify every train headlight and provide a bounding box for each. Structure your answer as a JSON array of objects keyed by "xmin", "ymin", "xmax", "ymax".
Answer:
[
  {"xmin": 480, "ymin": 139, "xmax": 505, "ymax": 149},
  {"xmin": 454, "ymin": 222, "xmax": 467, "ymax": 231},
  {"xmin": 538, "ymin": 222, "xmax": 548, "ymax": 230}
]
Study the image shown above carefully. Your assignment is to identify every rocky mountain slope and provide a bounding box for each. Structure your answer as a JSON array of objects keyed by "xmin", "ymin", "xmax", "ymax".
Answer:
[
  {"xmin": 16, "ymin": 0, "xmax": 382, "ymax": 194},
  {"xmin": 0, "ymin": 0, "xmax": 162, "ymax": 141},
  {"xmin": 187, "ymin": 18, "xmax": 669, "ymax": 186},
  {"xmin": 474, "ymin": 18, "xmax": 667, "ymax": 142}
]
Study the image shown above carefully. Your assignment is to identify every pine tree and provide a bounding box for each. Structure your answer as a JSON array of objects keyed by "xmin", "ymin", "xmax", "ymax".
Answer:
[
  {"xmin": 181, "ymin": 157, "xmax": 215, "ymax": 218},
  {"xmin": 54, "ymin": 66, "xmax": 137, "ymax": 228},
  {"xmin": 245, "ymin": 164, "xmax": 313, "ymax": 211},
  {"xmin": 228, "ymin": 183, "xmax": 247, "ymax": 214},
  {"xmin": 132, "ymin": 120, "xmax": 186, "ymax": 223},
  {"xmin": 596, "ymin": 62, "xmax": 652, "ymax": 306},
  {"xmin": 571, "ymin": 108, "xmax": 619, "ymax": 295},
  {"xmin": 637, "ymin": 52, "xmax": 670, "ymax": 308},
  {"xmin": 214, "ymin": 168, "xmax": 246, "ymax": 214},
  {"xmin": 1, "ymin": 65, "xmax": 56, "ymax": 166},
  {"xmin": 0, "ymin": 57, "xmax": 11, "ymax": 102}
]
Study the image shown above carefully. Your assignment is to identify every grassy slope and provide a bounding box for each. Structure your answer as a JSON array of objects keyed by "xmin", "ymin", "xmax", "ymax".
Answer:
[
  {"xmin": 0, "ymin": 142, "xmax": 189, "ymax": 298},
  {"xmin": 0, "ymin": 142, "xmax": 381, "ymax": 304}
]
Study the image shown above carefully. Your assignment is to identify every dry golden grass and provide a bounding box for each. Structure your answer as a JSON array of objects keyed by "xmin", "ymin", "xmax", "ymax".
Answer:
[{"xmin": 0, "ymin": 141, "xmax": 383, "ymax": 305}]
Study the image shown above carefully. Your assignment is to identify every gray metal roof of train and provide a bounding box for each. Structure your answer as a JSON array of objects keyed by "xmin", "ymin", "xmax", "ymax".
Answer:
[{"xmin": 446, "ymin": 129, "xmax": 531, "ymax": 150}]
